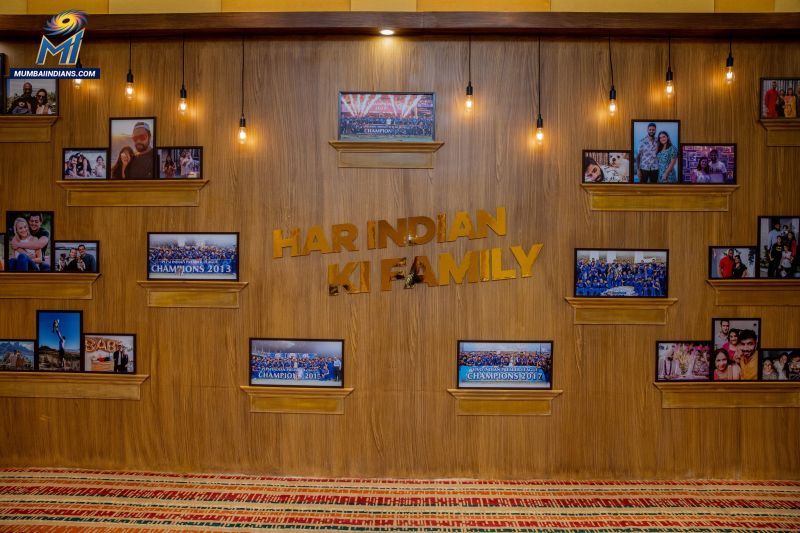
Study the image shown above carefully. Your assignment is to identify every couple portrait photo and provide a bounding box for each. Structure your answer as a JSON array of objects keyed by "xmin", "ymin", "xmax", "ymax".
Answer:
[
  {"xmin": 4, "ymin": 211, "xmax": 53, "ymax": 272},
  {"xmin": 109, "ymin": 117, "xmax": 156, "ymax": 179}
]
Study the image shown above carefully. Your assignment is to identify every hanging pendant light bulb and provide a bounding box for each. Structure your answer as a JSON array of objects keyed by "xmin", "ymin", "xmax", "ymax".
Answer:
[
  {"xmin": 465, "ymin": 35, "xmax": 473, "ymax": 112},
  {"xmin": 73, "ymin": 57, "xmax": 83, "ymax": 88},
  {"xmin": 535, "ymin": 38, "xmax": 544, "ymax": 144},
  {"xmin": 725, "ymin": 36, "xmax": 734, "ymax": 84},
  {"xmin": 665, "ymin": 36, "xmax": 674, "ymax": 97},
  {"xmin": 607, "ymin": 36, "xmax": 617, "ymax": 116},
  {"xmin": 237, "ymin": 37, "xmax": 247, "ymax": 144},
  {"xmin": 178, "ymin": 37, "xmax": 188, "ymax": 114},
  {"xmin": 125, "ymin": 37, "xmax": 134, "ymax": 100}
]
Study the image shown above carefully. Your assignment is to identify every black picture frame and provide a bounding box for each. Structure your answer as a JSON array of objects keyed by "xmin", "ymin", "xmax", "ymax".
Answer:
[
  {"xmin": 4, "ymin": 210, "xmax": 55, "ymax": 274},
  {"xmin": 759, "ymin": 77, "xmax": 800, "ymax": 120},
  {"xmin": 156, "ymin": 146, "xmax": 203, "ymax": 179},
  {"xmin": 707, "ymin": 246, "xmax": 757, "ymax": 280},
  {"xmin": 574, "ymin": 248, "xmax": 670, "ymax": 298},
  {"xmin": 337, "ymin": 91, "xmax": 436, "ymax": 142},
  {"xmin": 108, "ymin": 116, "xmax": 157, "ymax": 180},
  {"xmin": 710, "ymin": 317, "xmax": 761, "ymax": 382},
  {"xmin": 654, "ymin": 340, "xmax": 714, "ymax": 382},
  {"xmin": 249, "ymin": 337, "xmax": 345, "ymax": 388},
  {"xmin": 4, "ymin": 77, "xmax": 59, "ymax": 116},
  {"xmin": 35, "ymin": 309, "xmax": 83, "ymax": 372},
  {"xmin": 679, "ymin": 143, "xmax": 736, "ymax": 184},
  {"xmin": 146, "ymin": 232, "xmax": 240, "ymax": 281},
  {"xmin": 456, "ymin": 339, "xmax": 554, "ymax": 390},
  {"xmin": 53, "ymin": 240, "xmax": 100, "ymax": 274},
  {"xmin": 62, "ymin": 147, "xmax": 110, "ymax": 180},
  {"xmin": 630, "ymin": 119, "xmax": 681, "ymax": 184},
  {"xmin": 82, "ymin": 333, "xmax": 136, "ymax": 374},
  {"xmin": 0, "ymin": 339, "xmax": 36, "ymax": 371},
  {"xmin": 756, "ymin": 215, "xmax": 800, "ymax": 279},
  {"xmin": 760, "ymin": 348, "xmax": 800, "ymax": 381},
  {"xmin": 581, "ymin": 149, "xmax": 632, "ymax": 184}
]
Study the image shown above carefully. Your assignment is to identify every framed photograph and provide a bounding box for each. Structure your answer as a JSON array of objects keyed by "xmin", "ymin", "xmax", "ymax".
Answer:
[
  {"xmin": 760, "ymin": 78, "xmax": 799, "ymax": 119},
  {"xmin": 157, "ymin": 147, "xmax": 202, "ymax": 179},
  {"xmin": 36, "ymin": 310, "xmax": 82, "ymax": 372},
  {"xmin": 655, "ymin": 341, "xmax": 712, "ymax": 382},
  {"xmin": 249, "ymin": 338, "xmax": 343, "ymax": 388},
  {"xmin": 54, "ymin": 241, "xmax": 99, "ymax": 273},
  {"xmin": 63, "ymin": 148, "xmax": 108, "ymax": 180},
  {"xmin": 582, "ymin": 150, "xmax": 631, "ymax": 183},
  {"xmin": 681, "ymin": 144, "xmax": 736, "ymax": 184},
  {"xmin": 338, "ymin": 92, "xmax": 435, "ymax": 142},
  {"xmin": 708, "ymin": 246, "xmax": 756, "ymax": 279},
  {"xmin": 0, "ymin": 235, "xmax": 4, "ymax": 272},
  {"xmin": 631, "ymin": 120, "xmax": 680, "ymax": 183},
  {"xmin": 457, "ymin": 340, "xmax": 553, "ymax": 389},
  {"xmin": 757, "ymin": 216, "xmax": 799, "ymax": 279},
  {"xmin": 109, "ymin": 117, "xmax": 156, "ymax": 180},
  {"xmin": 0, "ymin": 340, "xmax": 35, "ymax": 371},
  {"xmin": 147, "ymin": 232, "xmax": 239, "ymax": 281},
  {"xmin": 711, "ymin": 318, "xmax": 760, "ymax": 381},
  {"xmin": 5, "ymin": 211, "xmax": 54, "ymax": 272},
  {"xmin": 574, "ymin": 249, "xmax": 668, "ymax": 298},
  {"xmin": 5, "ymin": 78, "xmax": 57, "ymax": 115},
  {"xmin": 761, "ymin": 349, "xmax": 800, "ymax": 381},
  {"xmin": 83, "ymin": 334, "xmax": 136, "ymax": 374}
]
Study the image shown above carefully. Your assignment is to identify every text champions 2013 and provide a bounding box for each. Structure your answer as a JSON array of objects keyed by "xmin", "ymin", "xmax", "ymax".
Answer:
[{"xmin": 272, "ymin": 207, "xmax": 543, "ymax": 295}]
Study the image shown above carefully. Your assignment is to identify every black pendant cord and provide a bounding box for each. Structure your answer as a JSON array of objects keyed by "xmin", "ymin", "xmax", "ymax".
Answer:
[
  {"xmin": 608, "ymin": 35, "xmax": 614, "ymax": 87},
  {"xmin": 241, "ymin": 37, "xmax": 245, "ymax": 118},
  {"xmin": 537, "ymin": 37, "xmax": 542, "ymax": 116},
  {"xmin": 468, "ymin": 34, "xmax": 472, "ymax": 85},
  {"xmin": 128, "ymin": 37, "xmax": 132, "ymax": 71},
  {"xmin": 668, "ymin": 36, "xmax": 671, "ymax": 70},
  {"xmin": 181, "ymin": 36, "xmax": 185, "ymax": 86}
]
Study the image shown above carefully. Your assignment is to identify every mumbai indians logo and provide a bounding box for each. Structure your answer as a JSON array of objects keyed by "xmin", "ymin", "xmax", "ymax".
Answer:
[{"xmin": 36, "ymin": 10, "xmax": 87, "ymax": 66}]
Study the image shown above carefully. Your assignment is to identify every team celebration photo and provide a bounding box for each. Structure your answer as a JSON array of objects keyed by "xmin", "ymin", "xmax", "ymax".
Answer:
[
  {"xmin": 250, "ymin": 339, "xmax": 344, "ymax": 388},
  {"xmin": 147, "ymin": 232, "xmax": 239, "ymax": 281},
  {"xmin": 457, "ymin": 341, "xmax": 553, "ymax": 389},
  {"xmin": 575, "ymin": 249, "xmax": 668, "ymax": 298}
]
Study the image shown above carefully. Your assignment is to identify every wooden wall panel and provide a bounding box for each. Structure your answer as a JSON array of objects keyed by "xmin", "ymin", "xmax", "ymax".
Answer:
[{"xmin": 0, "ymin": 36, "xmax": 798, "ymax": 479}]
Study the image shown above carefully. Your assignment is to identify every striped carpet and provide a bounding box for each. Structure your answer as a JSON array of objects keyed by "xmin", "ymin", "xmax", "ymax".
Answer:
[{"xmin": 0, "ymin": 469, "xmax": 798, "ymax": 531}]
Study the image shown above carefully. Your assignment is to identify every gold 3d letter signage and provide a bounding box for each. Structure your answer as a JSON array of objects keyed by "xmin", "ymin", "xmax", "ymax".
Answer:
[{"xmin": 272, "ymin": 207, "xmax": 543, "ymax": 295}]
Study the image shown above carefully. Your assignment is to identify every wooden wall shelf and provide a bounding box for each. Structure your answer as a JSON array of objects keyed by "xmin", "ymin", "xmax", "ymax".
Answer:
[
  {"xmin": 0, "ymin": 372, "xmax": 149, "ymax": 400},
  {"xmin": 0, "ymin": 116, "xmax": 58, "ymax": 143},
  {"xmin": 565, "ymin": 297, "xmax": 677, "ymax": 325},
  {"xmin": 581, "ymin": 184, "xmax": 738, "ymax": 212},
  {"xmin": 706, "ymin": 279, "xmax": 800, "ymax": 306},
  {"xmin": 329, "ymin": 141, "xmax": 444, "ymax": 169},
  {"xmin": 759, "ymin": 119, "xmax": 800, "ymax": 147},
  {"xmin": 56, "ymin": 179, "xmax": 209, "ymax": 207},
  {"xmin": 654, "ymin": 381, "xmax": 800, "ymax": 409},
  {"xmin": 138, "ymin": 280, "xmax": 248, "ymax": 308},
  {"xmin": 0, "ymin": 273, "xmax": 100, "ymax": 300},
  {"xmin": 240, "ymin": 386, "xmax": 354, "ymax": 414},
  {"xmin": 447, "ymin": 388, "xmax": 562, "ymax": 416}
]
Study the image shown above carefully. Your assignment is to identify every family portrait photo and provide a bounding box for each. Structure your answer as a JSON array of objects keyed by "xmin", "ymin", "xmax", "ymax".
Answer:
[
  {"xmin": 712, "ymin": 318, "xmax": 760, "ymax": 381},
  {"xmin": 339, "ymin": 92, "xmax": 435, "ymax": 142},
  {"xmin": 761, "ymin": 78, "xmax": 798, "ymax": 119},
  {"xmin": 109, "ymin": 117, "xmax": 156, "ymax": 179},
  {"xmin": 36, "ymin": 310, "xmax": 82, "ymax": 372},
  {"xmin": 0, "ymin": 340, "xmax": 35, "ymax": 371},
  {"xmin": 157, "ymin": 147, "xmax": 202, "ymax": 179},
  {"xmin": 84, "ymin": 334, "xmax": 135, "ymax": 373},
  {"xmin": 575, "ymin": 249, "xmax": 668, "ymax": 297},
  {"xmin": 582, "ymin": 150, "xmax": 631, "ymax": 183},
  {"xmin": 147, "ymin": 232, "xmax": 238, "ymax": 281},
  {"xmin": 681, "ymin": 144, "xmax": 735, "ymax": 184},
  {"xmin": 758, "ymin": 216, "xmax": 799, "ymax": 279},
  {"xmin": 5, "ymin": 79, "xmax": 57, "ymax": 115},
  {"xmin": 457, "ymin": 341, "xmax": 553, "ymax": 389},
  {"xmin": 250, "ymin": 338, "xmax": 343, "ymax": 388},
  {"xmin": 54, "ymin": 241, "xmax": 99, "ymax": 273},
  {"xmin": 761, "ymin": 349, "xmax": 800, "ymax": 381},
  {"xmin": 5, "ymin": 211, "xmax": 53, "ymax": 272},
  {"xmin": 656, "ymin": 341, "xmax": 712, "ymax": 381},
  {"xmin": 63, "ymin": 149, "xmax": 108, "ymax": 179},
  {"xmin": 708, "ymin": 246, "xmax": 756, "ymax": 279},
  {"xmin": 631, "ymin": 120, "xmax": 680, "ymax": 183}
]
